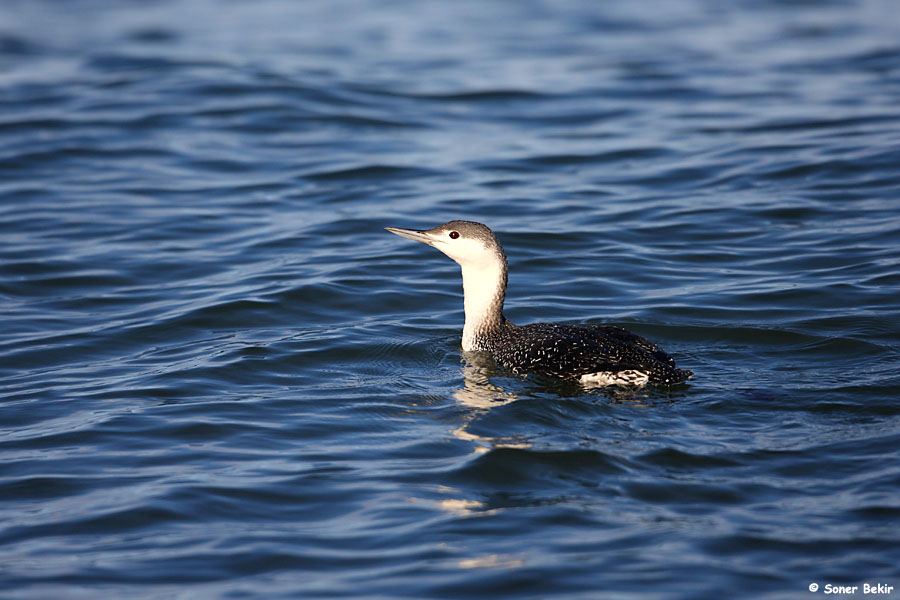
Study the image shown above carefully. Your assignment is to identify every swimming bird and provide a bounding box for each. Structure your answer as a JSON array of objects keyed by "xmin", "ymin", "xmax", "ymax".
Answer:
[{"xmin": 385, "ymin": 220, "xmax": 692, "ymax": 386}]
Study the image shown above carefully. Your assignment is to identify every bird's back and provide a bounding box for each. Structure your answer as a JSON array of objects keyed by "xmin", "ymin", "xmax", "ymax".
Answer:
[{"xmin": 482, "ymin": 321, "xmax": 692, "ymax": 385}]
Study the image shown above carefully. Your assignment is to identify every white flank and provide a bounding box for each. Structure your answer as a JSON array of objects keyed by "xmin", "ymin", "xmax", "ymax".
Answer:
[{"xmin": 580, "ymin": 370, "xmax": 650, "ymax": 387}]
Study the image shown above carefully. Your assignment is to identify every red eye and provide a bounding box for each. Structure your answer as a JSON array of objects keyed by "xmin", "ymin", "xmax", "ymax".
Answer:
[{"xmin": 449, "ymin": 231, "xmax": 459, "ymax": 239}]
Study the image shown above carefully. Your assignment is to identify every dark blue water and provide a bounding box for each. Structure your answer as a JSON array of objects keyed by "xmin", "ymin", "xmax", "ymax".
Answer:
[{"xmin": 2, "ymin": 0, "xmax": 900, "ymax": 598}]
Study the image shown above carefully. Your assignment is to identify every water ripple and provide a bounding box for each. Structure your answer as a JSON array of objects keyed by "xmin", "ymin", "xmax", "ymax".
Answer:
[{"xmin": 2, "ymin": 0, "xmax": 900, "ymax": 598}]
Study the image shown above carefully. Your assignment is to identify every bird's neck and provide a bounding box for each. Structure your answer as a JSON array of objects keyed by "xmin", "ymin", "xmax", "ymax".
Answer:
[{"xmin": 460, "ymin": 253, "xmax": 507, "ymax": 352}]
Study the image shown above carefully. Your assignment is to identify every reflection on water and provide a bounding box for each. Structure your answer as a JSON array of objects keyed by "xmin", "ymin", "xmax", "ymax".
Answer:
[
  {"xmin": 453, "ymin": 351, "xmax": 518, "ymax": 410},
  {"xmin": 452, "ymin": 352, "xmax": 528, "ymax": 450},
  {"xmin": 458, "ymin": 554, "xmax": 526, "ymax": 570}
]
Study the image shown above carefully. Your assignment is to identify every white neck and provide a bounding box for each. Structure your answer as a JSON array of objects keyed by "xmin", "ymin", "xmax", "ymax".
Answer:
[{"xmin": 460, "ymin": 258, "xmax": 507, "ymax": 351}]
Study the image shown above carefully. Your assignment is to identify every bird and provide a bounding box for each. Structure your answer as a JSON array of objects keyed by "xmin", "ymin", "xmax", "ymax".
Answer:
[{"xmin": 385, "ymin": 220, "xmax": 693, "ymax": 387}]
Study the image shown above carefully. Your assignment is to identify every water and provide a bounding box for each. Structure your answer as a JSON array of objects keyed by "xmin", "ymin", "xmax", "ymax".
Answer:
[{"xmin": 2, "ymin": 0, "xmax": 899, "ymax": 597}]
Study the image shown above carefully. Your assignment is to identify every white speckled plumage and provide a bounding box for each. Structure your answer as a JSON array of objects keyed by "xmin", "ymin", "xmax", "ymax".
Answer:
[{"xmin": 386, "ymin": 220, "xmax": 692, "ymax": 387}]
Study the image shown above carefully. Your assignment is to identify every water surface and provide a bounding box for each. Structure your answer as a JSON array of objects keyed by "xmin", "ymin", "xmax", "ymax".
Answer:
[{"xmin": 2, "ymin": 0, "xmax": 899, "ymax": 598}]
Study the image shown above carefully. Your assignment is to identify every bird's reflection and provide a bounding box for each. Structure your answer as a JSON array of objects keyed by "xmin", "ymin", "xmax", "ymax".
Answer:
[
  {"xmin": 450, "ymin": 351, "xmax": 530, "ymax": 449},
  {"xmin": 452, "ymin": 351, "xmax": 517, "ymax": 409},
  {"xmin": 422, "ymin": 351, "xmax": 688, "ymax": 522}
]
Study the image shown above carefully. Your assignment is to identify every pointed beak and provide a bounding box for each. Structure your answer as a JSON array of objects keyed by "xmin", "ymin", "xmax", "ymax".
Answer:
[{"xmin": 385, "ymin": 226, "xmax": 436, "ymax": 246}]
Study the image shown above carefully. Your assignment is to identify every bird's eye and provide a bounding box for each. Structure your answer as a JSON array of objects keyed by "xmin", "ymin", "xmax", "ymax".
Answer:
[{"xmin": 449, "ymin": 231, "xmax": 460, "ymax": 239}]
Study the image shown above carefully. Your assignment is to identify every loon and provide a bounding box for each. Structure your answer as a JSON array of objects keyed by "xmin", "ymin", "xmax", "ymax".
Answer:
[{"xmin": 386, "ymin": 220, "xmax": 692, "ymax": 387}]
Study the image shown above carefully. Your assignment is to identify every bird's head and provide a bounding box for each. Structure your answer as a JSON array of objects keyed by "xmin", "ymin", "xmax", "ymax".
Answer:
[{"xmin": 385, "ymin": 220, "xmax": 505, "ymax": 270}]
